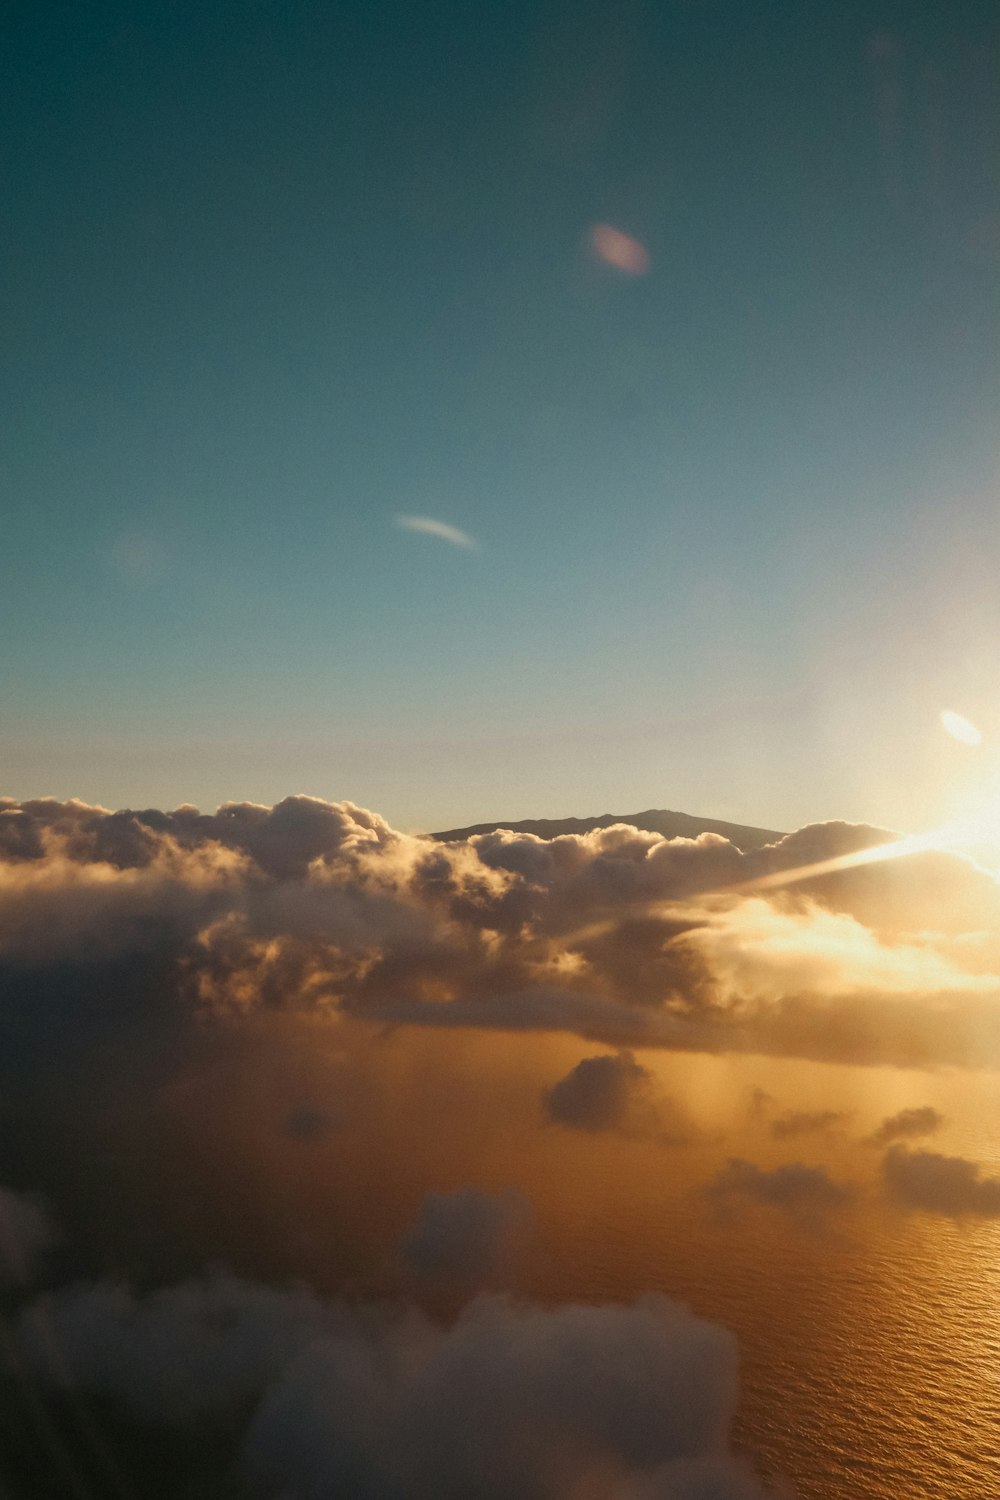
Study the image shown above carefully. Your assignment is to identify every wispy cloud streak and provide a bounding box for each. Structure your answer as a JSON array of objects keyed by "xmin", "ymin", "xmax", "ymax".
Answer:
[{"xmin": 396, "ymin": 515, "xmax": 479, "ymax": 550}]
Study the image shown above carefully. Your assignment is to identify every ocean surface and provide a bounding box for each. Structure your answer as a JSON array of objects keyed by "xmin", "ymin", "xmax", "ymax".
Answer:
[
  {"xmin": 343, "ymin": 1029, "xmax": 1000, "ymax": 1499},
  {"xmin": 22, "ymin": 1019, "xmax": 1000, "ymax": 1498}
]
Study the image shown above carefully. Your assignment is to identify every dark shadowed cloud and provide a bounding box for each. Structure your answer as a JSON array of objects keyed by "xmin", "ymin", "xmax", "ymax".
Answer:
[
  {"xmin": 866, "ymin": 1106, "xmax": 944, "ymax": 1147},
  {"xmin": 770, "ymin": 1110, "xmax": 848, "ymax": 1140},
  {"xmin": 14, "ymin": 1190, "xmax": 779, "ymax": 1500},
  {"xmin": 282, "ymin": 1105, "xmax": 339, "ymax": 1142},
  {"xmin": 0, "ymin": 1186, "xmax": 55, "ymax": 1286},
  {"xmin": 706, "ymin": 1159, "xmax": 855, "ymax": 1222},
  {"xmin": 243, "ymin": 1292, "xmax": 773, "ymax": 1500},
  {"xmin": 543, "ymin": 1050, "xmax": 655, "ymax": 1133},
  {"xmin": 398, "ymin": 1186, "xmax": 533, "ymax": 1297},
  {"xmin": 748, "ymin": 1087, "xmax": 776, "ymax": 1118},
  {"xmin": 882, "ymin": 1147, "xmax": 1000, "ymax": 1218}
]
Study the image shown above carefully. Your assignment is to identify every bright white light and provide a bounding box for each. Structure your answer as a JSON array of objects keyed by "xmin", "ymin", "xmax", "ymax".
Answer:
[{"xmin": 940, "ymin": 710, "xmax": 982, "ymax": 746}]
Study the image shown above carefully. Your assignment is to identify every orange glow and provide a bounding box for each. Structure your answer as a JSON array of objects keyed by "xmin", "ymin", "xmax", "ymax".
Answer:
[
  {"xmin": 731, "ymin": 829, "xmax": 942, "ymax": 894},
  {"xmin": 589, "ymin": 223, "xmax": 651, "ymax": 275}
]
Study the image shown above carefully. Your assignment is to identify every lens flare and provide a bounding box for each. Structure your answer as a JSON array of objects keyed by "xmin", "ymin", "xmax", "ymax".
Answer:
[
  {"xmin": 940, "ymin": 710, "xmax": 982, "ymax": 746},
  {"xmin": 589, "ymin": 224, "xmax": 650, "ymax": 275}
]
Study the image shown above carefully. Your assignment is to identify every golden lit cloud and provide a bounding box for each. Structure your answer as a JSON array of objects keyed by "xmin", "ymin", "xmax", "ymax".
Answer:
[
  {"xmin": 5, "ymin": 796, "xmax": 1000, "ymax": 1069},
  {"xmin": 680, "ymin": 896, "xmax": 998, "ymax": 1002}
]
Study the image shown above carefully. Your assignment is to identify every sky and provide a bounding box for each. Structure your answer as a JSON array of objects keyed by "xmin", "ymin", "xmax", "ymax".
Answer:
[{"xmin": 3, "ymin": 0, "xmax": 998, "ymax": 832}]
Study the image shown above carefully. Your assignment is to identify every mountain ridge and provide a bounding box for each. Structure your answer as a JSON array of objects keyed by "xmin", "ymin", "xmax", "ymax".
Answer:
[{"xmin": 431, "ymin": 808, "xmax": 783, "ymax": 852}]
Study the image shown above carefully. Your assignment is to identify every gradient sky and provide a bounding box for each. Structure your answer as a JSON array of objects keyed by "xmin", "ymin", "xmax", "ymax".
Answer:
[{"xmin": 4, "ymin": 0, "xmax": 999, "ymax": 831}]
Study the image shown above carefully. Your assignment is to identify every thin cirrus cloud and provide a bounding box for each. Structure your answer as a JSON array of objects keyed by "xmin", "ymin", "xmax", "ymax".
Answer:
[{"xmin": 395, "ymin": 514, "xmax": 479, "ymax": 550}]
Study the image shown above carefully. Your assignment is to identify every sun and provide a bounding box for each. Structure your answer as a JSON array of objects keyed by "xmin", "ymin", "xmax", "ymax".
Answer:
[
  {"xmin": 930, "ymin": 796, "xmax": 1000, "ymax": 871},
  {"xmin": 736, "ymin": 708, "xmax": 1000, "ymax": 891}
]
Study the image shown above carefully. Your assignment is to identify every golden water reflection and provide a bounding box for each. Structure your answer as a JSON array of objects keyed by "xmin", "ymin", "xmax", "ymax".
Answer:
[{"xmin": 142, "ymin": 1019, "xmax": 1000, "ymax": 1498}]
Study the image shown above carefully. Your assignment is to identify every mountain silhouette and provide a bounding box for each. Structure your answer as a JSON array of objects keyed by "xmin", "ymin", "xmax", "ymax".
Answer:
[{"xmin": 432, "ymin": 808, "xmax": 782, "ymax": 851}]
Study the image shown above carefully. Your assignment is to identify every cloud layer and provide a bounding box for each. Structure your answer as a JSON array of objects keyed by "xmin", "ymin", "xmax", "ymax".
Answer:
[
  {"xmin": 13, "ymin": 1189, "xmax": 778, "ymax": 1500},
  {"xmin": 3, "ymin": 793, "xmax": 1000, "ymax": 1072}
]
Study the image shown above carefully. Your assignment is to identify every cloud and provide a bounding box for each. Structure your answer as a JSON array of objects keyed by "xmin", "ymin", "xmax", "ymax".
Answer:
[
  {"xmin": 544, "ymin": 1050, "xmax": 657, "ymax": 1133},
  {"xmin": 282, "ymin": 1104, "xmax": 339, "ymax": 1141},
  {"xmin": 16, "ymin": 1196, "xmax": 779, "ymax": 1499},
  {"xmin": 618, "ymin": 1455, "xmax": 784, "ymax": 1500},
  {"xmin": 3, "ymin": 796, "xmax": 1000, "ymax": 1077},
  {"xmin": 706, "ymin": 1159, "xmax": 854, "ymax": 1222},
  {"xmin": 770, "ymin": 1110, "xmax": 847, "ymax": 1140},
  {"xmin": 866, "ymin": 1106, "xmax": 944, "ymax": 1147},
  {"xmin": 748, "ymin": 1087, "xmax": 775, "ymax": 1119},
  {"xmin": 243, "ymin": 1292, "xmax": 771, "ymax": 1500},
  {"xmin": 398, "ymin": 1186, "xmax": 533, "ymax": 1296},
  {"xmin": 17, "ymin": 1273, "xmax": 335, "ymax": 1423},
  {"xmin": 0, "ymin": 1186, "xmax": 55, "ymax": 1285},
  {"xmin": 882, "ymin": 1147, "xmax": 1000, "ymax": 1217},
  {"xmin": 395, "ymin": 514, "xmax": 479, "ymax": 550},
  {"xmin": 746, "ymin": 820, "xmax": 1000, "ymax": 935},
  {"xmin": 107, "ymin": 528, "xmax": 169, "ymax": 586},
  {"xmin": 681, "ymin": 896, "xmax": 997, "ymax": 1003}
]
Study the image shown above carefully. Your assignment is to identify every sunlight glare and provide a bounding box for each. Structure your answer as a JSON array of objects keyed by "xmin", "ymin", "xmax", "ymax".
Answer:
[{"xmin": 941, "ymin": 710, "xmax": 982, "ymax": 746}]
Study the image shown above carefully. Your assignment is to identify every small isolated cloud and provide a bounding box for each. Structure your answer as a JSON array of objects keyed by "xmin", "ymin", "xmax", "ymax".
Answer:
[
  {"xmin": 544, "ymin": 1050, "xmax": 655, "ymax": 1133},
  {"xmin": 706, "ymin": 1158, "xmax": 854, "ymax": 1221},
  {"xmin": 282, "ymin": 1105, "xmax": 338, "ymax": 1142},
  {"xmin": 398, "ymin": 1186, "xmax": 533, "ymax": 1296},
  {"xmin": 395, "ymin": 514, "xmax": 479, "ymax": 550},
  {"xmin": 107, "ymin": 529, "xmax": 169, "ymax": 585},
  {"xmin": 748, "ymin": 1087, "xmax": 775, "ymax": 1119},
  {"xmin": 866, "ymin": 1106, "xmax": 944, "ymax": 1147},
  {"xmin": 771, "ymin": 1110, "xmax": 847, "ymax": 1140},
  {"xmin": 0, "ymin": 1186, "xmax": 55, "ymax": 1285},
  {"xmin": 882, "ymin": 1147, "xmax": 1000, "ymax": 1217}
]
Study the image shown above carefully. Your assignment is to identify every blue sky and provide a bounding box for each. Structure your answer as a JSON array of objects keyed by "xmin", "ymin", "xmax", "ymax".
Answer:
[{"xmin": 3, "ymin": 0, "xmax": 998, "ymax": 831}]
